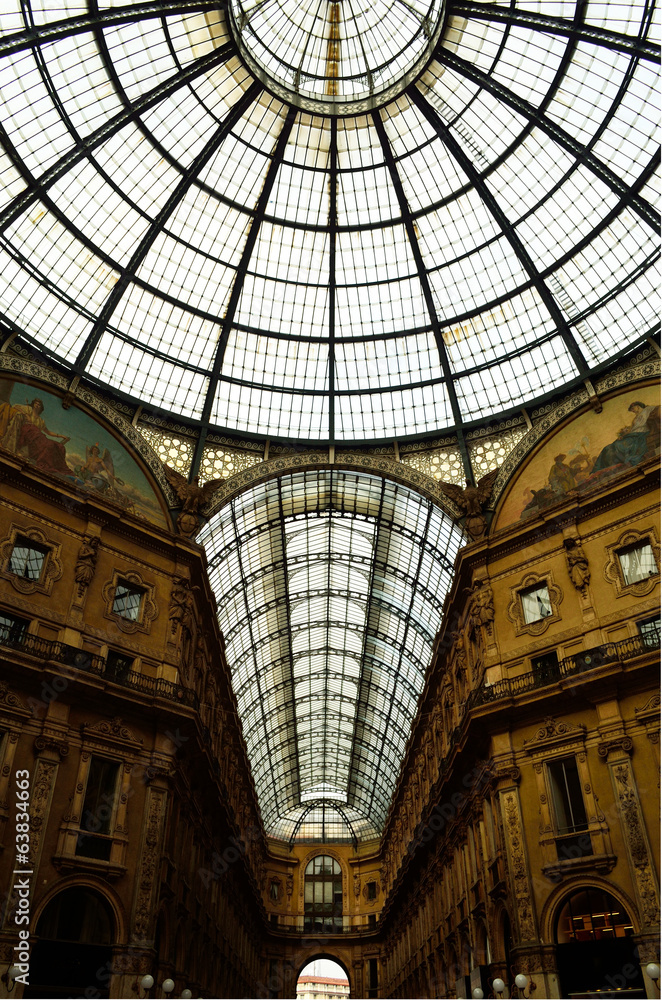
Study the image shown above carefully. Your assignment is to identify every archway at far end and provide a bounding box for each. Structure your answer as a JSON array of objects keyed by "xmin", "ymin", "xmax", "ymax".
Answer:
[{"xmin": 297, "ymin": 956, "xmax": 351, "ymax": 1000}]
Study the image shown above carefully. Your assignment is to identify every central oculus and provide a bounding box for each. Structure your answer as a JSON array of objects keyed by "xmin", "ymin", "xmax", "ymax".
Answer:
[{"xmin": 227, "ymin": 0, "xmax": 446, "ymax": 113}]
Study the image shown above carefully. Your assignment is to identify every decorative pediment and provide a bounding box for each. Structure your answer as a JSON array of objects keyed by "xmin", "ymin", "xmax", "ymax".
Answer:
[
  {"xmin": 635, "ymin": 693, "xmax": 660, "ymax": 722},
  {"xmin": 523, "ymin": 716, "xmax": 586, "ymax": 753},
  {"xmin": 81, "ymin": 716, "xmax": 143, "ymax": 747},
  {"xmin": 0, "ymin": 681, "xmax": 30, "ymax": 717}
]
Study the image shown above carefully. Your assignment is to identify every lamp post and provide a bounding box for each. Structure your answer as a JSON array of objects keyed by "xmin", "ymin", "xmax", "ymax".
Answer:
[
  {"xmin": 0, "ymin": 965, "xmax": 19, "ymax": 993},
  {"xmin": 646, "ymin": 963, "xmax": 661, "ymax": 993},
  {"xmin": 135, "ymin": 975, "xmax": 181, "ymax": 998}
]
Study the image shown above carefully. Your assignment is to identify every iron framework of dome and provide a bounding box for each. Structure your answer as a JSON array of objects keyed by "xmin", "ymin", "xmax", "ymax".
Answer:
[
  {"xmin": 0, "ymin": 0, "xmax": 659, "ymax": 843},
  {"xmin": 0, "ymin": 0, "xmax": 658, "ymax": 449}
]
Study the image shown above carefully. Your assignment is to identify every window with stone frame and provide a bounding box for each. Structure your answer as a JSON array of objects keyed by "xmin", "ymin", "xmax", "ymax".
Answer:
[
  {"xmin": 0, "ymin": 611, "xmax": 29, "ymax": 645},
  {"xmin": 617, "ymin": 542, "xmax": 658, "ymax": 586},
  {"xmin": 104, "ymin": 648, "xmax": 134, "ymax": 681},
  {"xmin": 637, "ymin": 615, "xmax": 660, "ymax": 648},
  {"xmin": 546, "ymin": 756, "xmax": 592, "ymax": 861},
  {"xmin": 9, "ymin": 536, "xmax": 49, "ymax": 581},
  {"xmin": 112, "ymin": 580, "xmax": 144, "ymax": 621},
  {"xmin": 75, "ymin": 756, "xmax": 120, "ymax": 862},
  {"xmin": 520, "ymin": 582, "xmax": 553, "ymax": 623}
]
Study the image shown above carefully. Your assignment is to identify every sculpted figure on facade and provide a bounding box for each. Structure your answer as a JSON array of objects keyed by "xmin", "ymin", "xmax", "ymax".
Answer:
[
  {"xmin": 563, "ymin": 536, "xmax": 591, "ymax": 591},
  {"xmin": 74, "ymin": 534, "xmax": 99, "ymax": 596},
  {"xmin": 169, "ymin": 576, "xmax": 197, "ymax": 636},
  {"xmin": 431, "ymin": 699, "xmax": 444, "ymax": 756},
  {"xmin": 439, "ymin": 469, "xmax": 499, "ymax": 540},
  {"xmin": 469, "ymin": 578, "xmax": 495, "ymax": 636}
]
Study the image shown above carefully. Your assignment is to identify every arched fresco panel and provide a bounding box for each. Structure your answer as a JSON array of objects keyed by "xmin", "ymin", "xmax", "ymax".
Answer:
[
  {"xmin": 494, "ymin": 384, "xmax": 660, "ymax": 530},
  {"xmin": 0, "ymin": 377, "xmax": 167, "ymax": 527}
]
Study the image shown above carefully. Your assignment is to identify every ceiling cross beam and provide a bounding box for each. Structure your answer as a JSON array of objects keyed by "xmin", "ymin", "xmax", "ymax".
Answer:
[
  {"xmin": 0, "ymin": 41, "xmax": 236, "ymax": 237},
  {"xmin": 371, "ymin": 108, "xmax": 474, "ymax": 482},
  {"xmin": 0, "ymin": 0, "xmax": 224, "ymax": 57},
  {"xmin": 275, "ymin": 476, "xmax": 303, "ymax": 807},
  {"xmin": 410, "ymin": 85, "xmax": 590, "ymax": 378},
  {"xmin": 363, "ymin": 495, "xmax": 434, "ymax": 822},
  {"xmin": 72, "ymin": 80, "xmax": 262, "ymax": 371},
  {"xmin": 189, "ymin": 107, "xmax": 297, "ymax": 479},
  {"xmin": 449, "ymin": 0, "xmax": 660, "ymax": 63},
  {"xmin": 345, "ymin": 476, "xmax": 387, "ymax": 824},
  {"xmin": 433, "ymin": 48, "xmax": 660, "ymax": 234}
]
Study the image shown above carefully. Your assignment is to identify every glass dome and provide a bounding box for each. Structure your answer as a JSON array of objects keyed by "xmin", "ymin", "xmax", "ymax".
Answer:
[
  {"xmin": 0, "ymin": 0, "xmax": 657, "ymax": 444},
  {"xmin": 227, "ymin": 0, "xmax": 447, "ymax": 112}
]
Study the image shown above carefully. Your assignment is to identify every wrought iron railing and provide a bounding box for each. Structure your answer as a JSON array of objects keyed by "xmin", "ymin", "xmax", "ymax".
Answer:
[
  {"xmin": 471, "ymin": 631, "xmax": 659, "ymax": 709},
  {"xmin": 0, "ymin": 629, "xmax": 198, "ymax": 708}
]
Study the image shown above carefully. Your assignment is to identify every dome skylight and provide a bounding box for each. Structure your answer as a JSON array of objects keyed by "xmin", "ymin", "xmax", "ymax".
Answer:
[
  {"xmin": 227, "ymin": 0, "xmax": 446, "ymax": 112},
  {"xmin": 0, "ymin": 0, "xmax": 657, "ymax": 445}
]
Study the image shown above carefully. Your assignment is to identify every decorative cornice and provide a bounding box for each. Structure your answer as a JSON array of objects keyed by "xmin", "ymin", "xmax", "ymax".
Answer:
[{"xmin": 34, "ymin": 735, "xmax": 70, "ymax": 759}]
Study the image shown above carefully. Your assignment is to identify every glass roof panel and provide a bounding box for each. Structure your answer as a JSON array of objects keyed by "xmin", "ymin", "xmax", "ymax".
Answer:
[{"xmin": 0, "ymin": 0, "xmax": 655, "ymax": 442}]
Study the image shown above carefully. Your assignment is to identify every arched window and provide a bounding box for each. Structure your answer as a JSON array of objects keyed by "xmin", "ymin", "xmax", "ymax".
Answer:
[
  {"xmin": 555, "ymin": 887, "xmax": 634, "ymax": 942},
  {"xmin": 25, "ymin": 888, "xmax": 115, "ymax": 998},
  {"xmin": 304, "ymin": 855, "xmax": 343, "ymax": 933},
  {"xmin": 554, "ymin": 887, "xmax": 643, "ymax": 998}
]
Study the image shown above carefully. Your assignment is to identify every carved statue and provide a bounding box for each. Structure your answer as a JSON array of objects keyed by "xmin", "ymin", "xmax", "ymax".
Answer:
[
  {"xmin": 169, "ymin": 576, "xmax": 197, "ymax": 635},
  {"xmin": 74, "ymin": 535, "xmax": 99, "ymax": 595},
  {"xmin": 439, "ymin": 469, "xmax": 499, "ymax": 540},
  {"xmin": 563, "ymin": 537, "xmax": 591, "ymax": 591},
  {"xmin": 452, "ymin": 630, "xmax": 467, "ymax": 675},
  {"xmin": 163, "ymin": 465, "xmax": 223, "ymax": 536},
  {"xmin": 468, "ymin": 579, "xmax": 495, "ymax": 635},
  {"xmin": 431, "ymin": 700, "xmax": 444, "ymax": 755}
]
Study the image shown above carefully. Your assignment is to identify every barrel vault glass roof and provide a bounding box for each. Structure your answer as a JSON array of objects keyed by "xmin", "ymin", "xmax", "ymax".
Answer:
[
  {"xmin": 0, "ymin": 0, "xmax": 658, "ymax": 842},
  {"xmin": 199, "ymin": 470, "xmax": 466, "ymax": 840}
]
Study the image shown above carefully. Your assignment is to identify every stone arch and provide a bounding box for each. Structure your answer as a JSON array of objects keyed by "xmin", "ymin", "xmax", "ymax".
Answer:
[
  {"xmin": 296, "ymin": 954, "xmax": 352, "ymax": 996},
  {"xmin": 539, "ymin": 876, "xmax": 641, "ymax": 943},
  {"xmin": 204, "ymin": 456, "xmax": 461, "ymax": 521},
  {"xmin": 31, "ymin": 874, "xmax": 125, "ymax": 944},
  {"xmin": 473, "ymin": 917, "xmax": 491, "ymax": 965},
  {"xmin": 25, "ymin": 883, "xmax": 118, "ymax": 999}
]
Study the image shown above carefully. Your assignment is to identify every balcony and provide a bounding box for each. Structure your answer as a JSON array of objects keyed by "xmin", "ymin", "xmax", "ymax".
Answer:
[
  {"xmin": 469, "ymin": 632, "xmax": 659, "ymax": 709},
  {"xmin": 0, "ymin": 630, "xmax": 198, "ymax": 708}
]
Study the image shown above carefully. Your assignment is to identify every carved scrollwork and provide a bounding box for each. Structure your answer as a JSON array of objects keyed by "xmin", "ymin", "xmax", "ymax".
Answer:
[{"xmin": 597, "ymin": 737, "xmax": 634, "ymax": 760}]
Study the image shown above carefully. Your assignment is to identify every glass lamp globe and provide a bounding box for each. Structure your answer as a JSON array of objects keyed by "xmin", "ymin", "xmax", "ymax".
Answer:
[
  {"xmin": 515, "ymin": 974, "xmax": 528, "ymax": 989},
  {"xmin": 162, "ymin": 980, "xmax": 175, "ymax": 994},
  {"xmin": 492, "ymin": 979, "xmax": 505, "ymax": 995},
  {"xmin": 140, "ymin": 976, "xmax": 155, "ymax": 990},
  {"xmin": 646, "ymin": 964, "xmax": 661, "ymax": 980}
]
